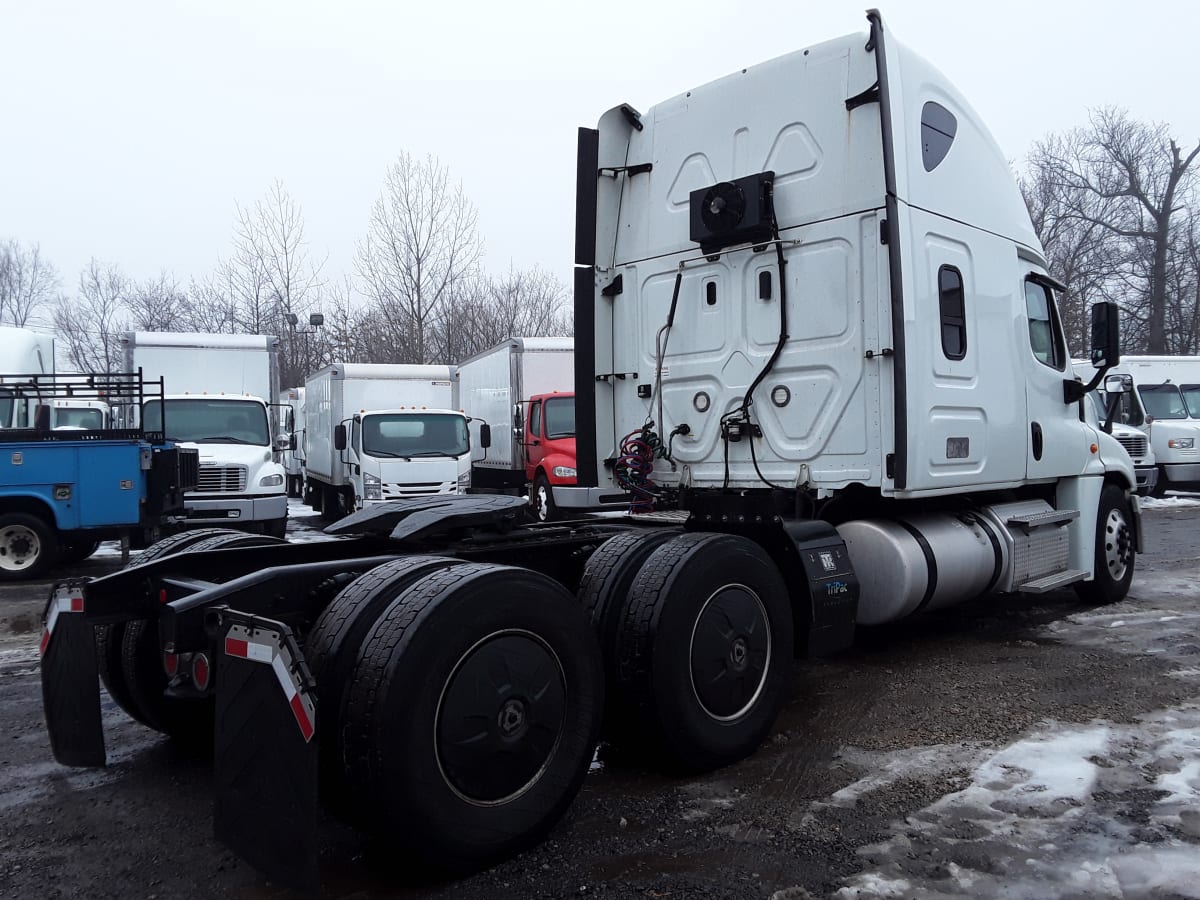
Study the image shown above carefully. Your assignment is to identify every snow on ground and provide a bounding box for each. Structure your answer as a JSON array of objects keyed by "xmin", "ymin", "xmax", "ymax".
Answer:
[
  {"xmin": 828, "ymin": 578, "xmax": 1200, "ymax": 899},
  {"xmin": 830, "ymin": 706, "xmax": 1200, "ymax": 899},
  {"xmin": 1139, "ymin": 493, "xmax": 1200, "ymax": 509}
]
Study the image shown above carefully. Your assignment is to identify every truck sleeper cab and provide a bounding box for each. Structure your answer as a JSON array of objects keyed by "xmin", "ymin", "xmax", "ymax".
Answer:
[{"xmin": 39, "ymin": 12, "xmax": 1139, "ymax": 891}]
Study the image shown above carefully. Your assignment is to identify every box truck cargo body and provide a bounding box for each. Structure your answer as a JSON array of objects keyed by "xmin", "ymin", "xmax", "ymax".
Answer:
[
  {"xmin": 122, "ymin": 332, "xmax": 287, "ymax": 536},
  {"xmin": 304, "ymin": 363, "xmax": 469, "ymax": 514},
  {"xmin": 0, "ymin": 326, "xmax": 54, "ymax": 428}
]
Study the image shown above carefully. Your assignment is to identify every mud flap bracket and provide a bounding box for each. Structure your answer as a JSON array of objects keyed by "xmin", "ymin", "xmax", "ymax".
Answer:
[
  {"xmin": 213, "ymin": 609, "xmax": 318, "ymax": 892},
  {"xmin": 40, "ymin": 580, "xmax": 106, "ymax": 767}
]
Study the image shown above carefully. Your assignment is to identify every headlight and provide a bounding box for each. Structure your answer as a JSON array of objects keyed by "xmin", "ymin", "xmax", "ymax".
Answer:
[
  {"xmin": 364, "ymin": 472, "xmax": 382, "ymax": 500},
  {"xmin": 258, "ymin": 473, "xmax": 284, "ymax": 487},
  {"xmin": 457, "ymin": 470, "xmax": 472, "ymax": 488},
  {"xmin": 553, "ymin": 466, "xmax": 577, "ymax": 479},
  {"xmin": 1168, "ymin": 438, "xmax": 1195, "ymax": 449}
]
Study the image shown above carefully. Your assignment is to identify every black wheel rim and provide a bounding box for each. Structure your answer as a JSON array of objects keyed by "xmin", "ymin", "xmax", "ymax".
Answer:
[
  {"xmin": 436, "ymin": 630, "xmax": 566, "ymax": 805},
  {"xmin": 689, "ymin": 585, "xmax": 771, "ymax": 721}
]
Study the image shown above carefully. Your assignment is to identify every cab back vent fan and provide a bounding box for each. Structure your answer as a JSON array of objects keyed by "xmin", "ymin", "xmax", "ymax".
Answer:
[{"xmin": 689, "ymin": 171, "xmax": 775, "ymax": 255}]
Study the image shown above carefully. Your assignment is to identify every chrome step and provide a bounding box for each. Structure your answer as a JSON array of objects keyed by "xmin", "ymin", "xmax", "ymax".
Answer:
[
  {"xmin": 1020, "ymin": 569, "xmax": 1089, "ymax": 593},
  {"xmin": 1006, "ymin": 508, "xmax": 1079, "ymax": 532}
]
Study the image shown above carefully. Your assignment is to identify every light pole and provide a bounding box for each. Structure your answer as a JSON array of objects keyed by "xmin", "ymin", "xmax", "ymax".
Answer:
[{"xmin": 285, "ymin": 312, "xmax": 324, "ymax": 383}]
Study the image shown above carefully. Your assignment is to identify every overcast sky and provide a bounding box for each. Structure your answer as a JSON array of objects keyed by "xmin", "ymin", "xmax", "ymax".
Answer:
[{"xmin": 3, "ymin": 0, "xmax": 1196, "ymax": 317}]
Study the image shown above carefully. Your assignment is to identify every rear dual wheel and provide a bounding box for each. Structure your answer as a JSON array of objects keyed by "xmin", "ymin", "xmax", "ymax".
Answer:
[
  {"xmin": 584, "ymin": 531, "xmax": 794, "ymax": 773},
  {"xmin": 99, "ymin": 529, "xmax": 285, "ymax": 743},
  {"xmin": 340, "ymin": 563, "xmax": 603, "ymax": 869}
]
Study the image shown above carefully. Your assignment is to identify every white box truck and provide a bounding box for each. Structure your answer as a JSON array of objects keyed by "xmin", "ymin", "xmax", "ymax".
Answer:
[
  {"xmin": 1101, "ymin": 356, "xmax": 1200, "ymax": 496},
  {"xmin": 459, "ymin": 337, "xmax": 617, "ymax": 519},
  {"xmin": 304, "ymin": 363, "xmax": 469, "ymax": 515},
  {"xmin": 122, "ymin": 332, "xmax": 288, "ymax": 536},
  {"xmin": 281, "ymin": 386, "xmax": 306, "ymax": 498},
  {"xmin": 0, "ymin": 326, "xmax": 54, "ymax": 428}
]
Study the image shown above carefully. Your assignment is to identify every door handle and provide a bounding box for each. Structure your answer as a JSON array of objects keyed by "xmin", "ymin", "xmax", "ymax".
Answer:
[{"xmin": 1031, "ymin": 422, "xmax": 1043, "ymax": 461}]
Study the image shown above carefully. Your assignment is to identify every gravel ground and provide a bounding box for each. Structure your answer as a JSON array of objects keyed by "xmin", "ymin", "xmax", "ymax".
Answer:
[{"xmin": 1, "ymin": 501, "xmax": 1198, "ymax": 899}]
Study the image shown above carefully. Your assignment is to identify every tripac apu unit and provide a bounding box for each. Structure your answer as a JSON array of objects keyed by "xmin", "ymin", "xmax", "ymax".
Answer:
[{"xmin": 689, "ymin": 171, "xmax": 776, "ymax": 255}]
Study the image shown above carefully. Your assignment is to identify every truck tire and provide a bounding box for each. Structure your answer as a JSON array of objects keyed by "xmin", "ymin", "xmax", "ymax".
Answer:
[
  {"xmin": 1149, "ymin": 467, "xmax": 1168, "ymax": 498},
  {"xmin": 613, "ymin": 532, "xmax": 793, "ymax": 773},
  {"xmin": 304, "ymin": 555, "xmax": 470, "ymax": 817},
  {"xmin": 59, "ymin": 539, "xmax": 102, "ymax": 564},
  {"xmin": 118, "ymin": 531, "xmax": 285, "ymax": 743},
  {"xmin": 1075, "ymin": 484, "xmax": 1136, "ymax": 605},
  {"xmin": 0, "ymin": 512, "xmax": 58, "ymax": 581},
  {"xmin": 342, "ymin": 563, "xmax": 603, "ymax": 869},
  {"xmin": 97, "ymin": 527, "xmax": 252, "ymax": 728},
  {"xmin": 531, "ymin": 473, "xmax": 558, "ymax": 522},
  {"xmin": 576, "ymin": 529, "xmax": 677, "ymax": 732}
]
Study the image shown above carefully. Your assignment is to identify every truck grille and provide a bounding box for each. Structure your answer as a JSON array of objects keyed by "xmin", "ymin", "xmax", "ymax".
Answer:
[
  {"xmin": 195, "ymin": 464, "xmax": 248, "ymax": 493},
  {"xmin": 381, "ymin": 481, "xmax": 455, "ymax": 499},
  {"xmin": 1115, "ymin": 434, "xmax": 1148, "ymax": 459}
]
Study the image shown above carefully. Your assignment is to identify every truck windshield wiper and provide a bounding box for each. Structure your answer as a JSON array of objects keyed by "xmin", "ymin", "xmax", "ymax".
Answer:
[
  {"xmin": 405, "ymin": 450, "xmax": 457, "ymax": 457},
  {"xmin": 194, "ymin": 436, "xmax": 259, "ymax": 444},
  {"xmin": 367, "ymin": 450, "xmax": 406, "ymax": 458}
]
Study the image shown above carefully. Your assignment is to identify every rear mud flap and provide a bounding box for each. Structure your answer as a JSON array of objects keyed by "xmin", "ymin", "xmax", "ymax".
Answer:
[
  {"xmin": 40, "ymin": 581, "xmax": 106, "ymax": 767},
  {"xmin": 213, "ymin": 610, "xmax": 318, "ymax": 892}
]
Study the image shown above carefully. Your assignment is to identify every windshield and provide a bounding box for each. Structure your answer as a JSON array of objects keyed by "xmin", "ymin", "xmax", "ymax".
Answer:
[
  {"xmin": 361, "ymin": 413, "xmax": 468, "ymax": 458},
  {"xmin": 543, "ymin": 397, "xmax": 575, "ymax": 439},
  {"xmin": 1138, "ymin": 384, "xmax": 1188, "ymax": 420},
  {"xmin": 1181, "ymin": 385, "xmax": 1200, "ymax": 419},
  {"xmin": 143, "ymin": 398, "xmax": 270, "ymax": 445},
  {"xmin": 53, "ymin": 407, "xmax": 104, "ymax": 429},
  {"xmin": 0, "ymin": 389, "xmax": 12, "ymax": 428}
]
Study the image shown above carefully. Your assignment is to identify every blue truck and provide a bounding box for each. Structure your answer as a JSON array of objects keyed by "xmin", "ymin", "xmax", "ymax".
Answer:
[{"xmin": 0, "ymin": 371, "xmax": 198, "ymax": 580}]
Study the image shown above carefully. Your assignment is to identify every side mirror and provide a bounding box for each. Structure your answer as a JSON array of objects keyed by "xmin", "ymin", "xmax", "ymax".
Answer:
[
  {"xmin": 1104, "ymin": 373, "xmax": 1132, "ymax": 395},
  {"xmin": 334, "ymin": 423, "xmax": 347, "ymax": 451},
  {"xmin": 34, "ymin": 404, "xmax": 51, "ymax": 431},
  {"xmin": 479, "ymin": 423, "xmax": 492, "ymax": 449},
  {"xmin": 274, "ymin": 433, "xmax": 291, "ymax": 451},
  {"xmin": 1090, "ymin": 302, "xmax": 1121, "ymax": 369}
]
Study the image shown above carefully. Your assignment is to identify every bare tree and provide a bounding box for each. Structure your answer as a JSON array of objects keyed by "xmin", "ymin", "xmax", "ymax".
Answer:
[
  {"xmin": 438, "ymin": 265, "xmax": 572, "ymax": 361},
  {"xmin": 1031, "ymin": 109, "xmax": 1200, "ymax": 353},
  {"xmin": 53, "ymin": 259, "xmax": 129, "ymax": 372},
  {"xmin": 125, "ymin": 272, "xmax": 192, "ymax": 331},
  {"xmin": 0, "ymin": 240, "xmax": 59, "ymax": 327},
  {"xmin": 357, "ymin": 153, "xmax": 483, "ymax": 364}
]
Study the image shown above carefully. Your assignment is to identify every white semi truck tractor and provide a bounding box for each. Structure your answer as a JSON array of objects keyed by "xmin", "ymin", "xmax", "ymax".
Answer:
[{"xmin": 41, "ymin": 12, "xmax": 1139, "ymax": 889}]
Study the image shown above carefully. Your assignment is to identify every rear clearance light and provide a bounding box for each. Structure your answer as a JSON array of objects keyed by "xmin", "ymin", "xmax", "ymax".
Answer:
[
  {"xmin": 159, "ymin": 588, "xmax": 169, "ymax": 604},
  {"xmin": 191, "ymin": 652, "xmax": 212, "ymax": 691},
  {"xmin": 163, "ymin": 652, "xmax": 179, "ymax": 677}
]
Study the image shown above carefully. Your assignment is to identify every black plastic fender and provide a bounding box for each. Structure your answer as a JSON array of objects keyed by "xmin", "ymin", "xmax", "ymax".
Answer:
[
  {"xmin": 213, "ymin": 610, "xmax": 318, "ymax": 892},
  {"xmin": 40, "ymin": 580, "xmax": 105, "ymax": 768},
  {"xmin": 783, "ymin": 520, "xmax": 859, "ymax": 656}
]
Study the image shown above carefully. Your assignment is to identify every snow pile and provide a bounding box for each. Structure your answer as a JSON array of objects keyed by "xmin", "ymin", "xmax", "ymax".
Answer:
[
  {"xmin": 830, "ymin": 707, "xmax": 1200, "ymax": 899},
  {"xmin": 1139, "ymin": 493, "xmax": 1200, "ymax": 509}
]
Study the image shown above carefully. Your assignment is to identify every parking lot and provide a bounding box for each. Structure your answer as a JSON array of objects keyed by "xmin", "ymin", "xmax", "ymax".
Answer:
[{"xmin": 2, "ymin": 499, "xmax": 1199, "ymax": 899}]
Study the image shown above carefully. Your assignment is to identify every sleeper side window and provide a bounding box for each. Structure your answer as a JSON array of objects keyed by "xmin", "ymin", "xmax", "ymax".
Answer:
[
  {"xmin": 1025, "ymin": 279, "xmax": 1066, "ymax": 371},
  {"xmin": 938, "ymin": 265, "xmax": 966, "ymax": 360}
]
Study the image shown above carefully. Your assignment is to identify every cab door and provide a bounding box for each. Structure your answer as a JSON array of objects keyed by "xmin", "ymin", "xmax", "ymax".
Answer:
[
  {"xmin": 1022, "ymin": 275, "xmax": 1085, "ymax": 480},
  {"xmin": 524, "ymin": 400, "xmax": 546, "ymax": 479}
]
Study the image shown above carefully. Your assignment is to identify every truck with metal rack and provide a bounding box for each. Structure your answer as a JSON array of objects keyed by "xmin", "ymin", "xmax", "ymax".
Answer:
[
  {"xmin": 0, "ymin": 370, "xmax": 198, "ymax": 578},
  {"xmin": 122, "ymin": 332, "xmax": 289, "ymax": 537},
  {"xmin": 303, "ymin": 363, "xmax": 470, "ymax": 515},
  {"xmin": 40, "ymin": 12, "xmax": 1140, "ymax": 889}
]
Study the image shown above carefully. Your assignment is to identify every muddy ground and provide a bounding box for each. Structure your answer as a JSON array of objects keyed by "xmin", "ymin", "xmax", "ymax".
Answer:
[{"xmin": 1, "ymin": 500, "xmax": 1198, "ymax": 899}]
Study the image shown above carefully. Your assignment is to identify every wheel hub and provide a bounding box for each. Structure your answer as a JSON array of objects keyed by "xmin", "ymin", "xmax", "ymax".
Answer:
[
  {"xmin": 1104, "ymin": 508, "xmax": 1131, "ymax": 580},
  {"xmin": 0, "ymin": 526, "xmax": 39, "ymax": 571},
  {"xmin": 436, "ymin": 631, "xmax": 566, "ymax": 805},
  {"xmin": 689, "ymin": 584, "xmax": 772, "ymax": 722}
]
